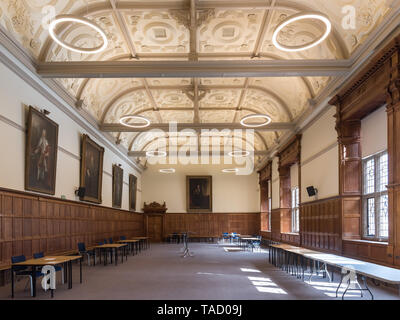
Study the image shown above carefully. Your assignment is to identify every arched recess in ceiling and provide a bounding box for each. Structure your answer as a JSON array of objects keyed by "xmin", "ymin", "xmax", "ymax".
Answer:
[
  {"xmin": 136, "ymin": 133, "xmax": 262, "ymax": 155},
  {"xmin": 127, "ymin": 127, "xmax": 269, "ymax": 151},
  {"xmin": 74, "ymin": 52, "xmax": 316, "ymax": 106},
  {"xmin": 38, "ymin": 1, "xmax": 349, "ymax": 62},
  {"xmin": 100, "ymin": 84, "xmax": 294, "ymax": 124}
]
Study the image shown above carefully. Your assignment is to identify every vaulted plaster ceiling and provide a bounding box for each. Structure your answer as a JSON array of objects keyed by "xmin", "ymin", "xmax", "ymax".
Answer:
[{"xmin": 0, "ymin": 0, "xmax": 397, "ymax": 168}]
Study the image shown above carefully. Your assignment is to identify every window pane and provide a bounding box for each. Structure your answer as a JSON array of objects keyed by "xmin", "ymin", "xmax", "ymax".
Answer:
[
  {"xmin": 379, "ymin": 153, "xmax": 388, "ymax": 192},
  {"xmin": 364, "ymin": 158, "xmax": 375, "ymax": 194},
  {"xmin": 379, "ymin": 195, "xmax": 389, "ymax": 238},
  {"xmin": 268, "ymin": 198, "xmax": 272, "ymax": 231},
  {"xmin": 367, "ymin": 198, "xmax": 375, "ymax": 236},
  {"xmin": 291, "ymin": 187, "xmax": 299, "ymax": 233}
]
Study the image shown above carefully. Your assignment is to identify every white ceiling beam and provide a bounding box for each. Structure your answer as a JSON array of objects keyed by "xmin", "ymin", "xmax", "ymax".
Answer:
[
  {"xmin": 37, "ymin": 60, "xmax": 351, "ymax": 78},
  {"xmin": 109, "ymin": 0, "xmax": 138, "ymax": 59},
  {"xmin": 128, "ymin": 150, "xmax": 269, "ymax": 157},
  {"xmin": 252, "ymin": 0, "xmax": 276, "ymax": 58},
  {"xmin": 193, "ymin": 78, "xmax": 200, "ymax": 123},
  {"xmin": 100, "ymin": 122, "xmax": 294, "ymax": 132},
  {"xmin": 233, "ymin": 78, "xmax": 250, "ymax": 123},
  {"xmin": 189, "ymin": 0, "xmax": 198, "ymax": 62}
]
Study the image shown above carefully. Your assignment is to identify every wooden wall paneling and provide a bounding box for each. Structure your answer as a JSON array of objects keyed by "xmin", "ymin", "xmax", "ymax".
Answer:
[
  {"xmin": 327, "ymin": 35, "xmax": 400, "ymax": 267},
  {"xmin": 300, "ymin": 197, "xmax": 342, "ymax": 254},
  {"xmin": 0, "ymin": 188, "xmax": 145, "ymax": 271},
  {"xmin": 162, "ymin": 213, "xmax": 261, "ymax": 239}
]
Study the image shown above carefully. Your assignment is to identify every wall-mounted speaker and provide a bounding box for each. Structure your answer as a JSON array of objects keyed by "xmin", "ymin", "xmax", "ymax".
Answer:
[
  {"xmin": 306, "ymin": 186, "xmax": 318, "ymax": 197},
  {"xmin": 75, "ymin": 187, "xmax": 86, "ymax": 198}
]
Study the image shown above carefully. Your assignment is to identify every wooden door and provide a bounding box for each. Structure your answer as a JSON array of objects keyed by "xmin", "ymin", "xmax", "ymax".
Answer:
[{"xmin": 147, "ymin": 215, "xmax": 163, "ymax": 242}]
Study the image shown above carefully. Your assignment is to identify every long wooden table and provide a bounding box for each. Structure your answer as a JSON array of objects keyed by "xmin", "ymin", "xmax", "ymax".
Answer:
[
  {"xmin": 129, "ymin": 237, "xmax": 150, "ymax": 250},
  {"xmin": 11, "ymin": 255, "xmax": 82, "ymax": 298},
  {"xmin": 239, "ymin": 237, "xmax": 261, "ymax": 252},
  {"xmin": 269, "ymin": 244, "xmax": 400, "ymax": 299},
  {"xmin": 117, "ymin": 240, "xmax": 140, "ymax": 255},
  {"xmin": 94, "ymin": 244, "xmax": 127, "ymax": 266}
]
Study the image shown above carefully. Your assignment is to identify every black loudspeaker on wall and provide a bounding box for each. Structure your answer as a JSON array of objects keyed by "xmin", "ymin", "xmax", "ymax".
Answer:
[
  {"xmin": 75, "ymin": 187, "xmax": 86, "ymax": 198},
  {"xmin": 306, "ymin": 186, "xmax": 317, "ymax": 197}
]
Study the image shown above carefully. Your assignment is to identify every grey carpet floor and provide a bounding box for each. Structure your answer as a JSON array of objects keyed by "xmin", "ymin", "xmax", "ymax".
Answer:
[{"xmin": 1, "ymin": 242, "xmax": 399, "ymax": 300}]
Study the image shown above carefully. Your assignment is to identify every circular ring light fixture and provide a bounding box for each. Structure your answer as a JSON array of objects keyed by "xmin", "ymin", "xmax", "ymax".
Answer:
[
  {"xmin": 119, "ymin": 115, "xmax": 151, "ymax": 128},
  {"xmin": 222, "ymin": 168, "xmax": 239, "ymax": 173},
  {"xmin": 159, "ymin": 168, "xmax": 175, "ymax": 174},
  {"xmin": 49, "ymin": 15, "xmax": 108, "ymax": 54},
  {"xmin": 146, "ymin": 150, "xmax": 167, "ymax": 158},
  {"xmin": 228, "ymin": 150, "xmax": 251, "ymax": 158},
  {"xmin": 272, "ymin": 12, "xmax": 332, "ymax": 52},
  {"xmin": 240, "ymin": 114, "xmax": 272, "ymax": 128}
]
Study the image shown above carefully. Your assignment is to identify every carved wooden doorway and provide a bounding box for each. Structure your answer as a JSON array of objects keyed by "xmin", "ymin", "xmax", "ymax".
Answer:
[{"xmin": 146, "ymin": 214, "xmax": 164, "ymax": 242}]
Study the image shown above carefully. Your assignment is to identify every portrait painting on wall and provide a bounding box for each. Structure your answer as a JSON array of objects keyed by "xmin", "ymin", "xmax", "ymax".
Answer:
[
  {"xmin": 112, "ymin": 164, "xmax": 123, "ymax": 208},
  {"xmin": 25, "ymin": 106, "xmax": 59, "ymax": 195},
  {"xmin": 129, "ymin": 174, "xmax": 137, "ymax": 212},
  {"xmin": 186, "ymin": 176, "xmax": 212, "ymax": 213},
  {"xmin": 80, "ymin": 134, "xmax": 104, "ymax": 204}
]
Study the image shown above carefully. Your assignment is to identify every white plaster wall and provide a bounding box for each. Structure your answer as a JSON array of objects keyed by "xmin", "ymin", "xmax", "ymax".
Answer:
[
  {"xmin": 361, "ymin": 106, "xmax": 387, "ymax": 158},
  {"xmin": 301, "ymin": 106, "xmax": 339, "ymax": 202},
  {"xmin": 0, "ymin": 62, "xmax": 141, "ymax": 211},
  {"xmin": 141, "ymin": 164, "xmax": 259, "ymax": 213}
]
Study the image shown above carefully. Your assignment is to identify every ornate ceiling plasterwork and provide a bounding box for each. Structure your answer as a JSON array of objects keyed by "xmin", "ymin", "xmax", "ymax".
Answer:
[{"xmin": 0, "ymin": 0, "xmax": 396, "ymax": 167}]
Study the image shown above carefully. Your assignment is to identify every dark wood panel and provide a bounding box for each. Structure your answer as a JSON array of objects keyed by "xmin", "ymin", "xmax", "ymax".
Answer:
[
  {"xmin": 300, "ymin": 197, "xmax": 341, "ymax": 253},
  {"xmin": 162, "ymin": 213, "xmax": 260, "ymax": 238},
  {"xmin": 0, "ymin": 190, "xmax": 145, "ymax": 269}
]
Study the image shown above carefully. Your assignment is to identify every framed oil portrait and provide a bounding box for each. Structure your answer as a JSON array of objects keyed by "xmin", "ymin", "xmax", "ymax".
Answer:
[
  {"xmin": 112, "ymin": 164, "xmax": 123, "ymax": 208},
  {"xmin": 25, "ymin": 106, "xmax": 59, "ymax": 195},
  {"xmin": 112, "ymin": 164, "xmax": 124, "ymax": 208},
  {"xmin": 129, "ymin": 174, "xmax": 137, "ymax": 212},
  {"xmin": 80, "ymin": 134, "xmax": 104, "ymax": 204},
  {"xmin": 186, "ymin": 176, "xmax": 212, "ymax": 213}
]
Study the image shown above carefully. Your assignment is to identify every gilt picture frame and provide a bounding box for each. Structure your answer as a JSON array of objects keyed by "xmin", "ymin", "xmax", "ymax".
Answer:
[
  {"xmin": 112, "ymin": 164, "xmax": 123, "ymax": 208},
  {"xmin": 186, "ymin": 176, "xmax": 212, "ymax": 213},
  {"xmin": 80, "ymin": 134, "xmax": 104, "ymax": 204},
  {"xmin": 129, "ymin": 174, "xmax": 137, "ymax": 212},
  {"xmin": 25, "ymin": 106, "xmax": 59, "ymax": 195}
]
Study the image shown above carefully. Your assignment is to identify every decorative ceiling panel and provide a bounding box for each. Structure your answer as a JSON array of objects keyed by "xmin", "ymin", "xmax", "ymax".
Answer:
[
  {"xmin": 200, "ymin": 89, "xmax": 241, "ymax": 109},
  {"xmin": 200, "ymin": 109, "xmax": 236, "ymax": 123},
  {"xmin": 160, "ymin": 110, "xmax": 194, "ymax": 123},
  {"xmin": 198, "ymin": 8, "xmax": 264, "ymax": 54},
  {"xmin": 103, "ymin": 90, "xmax": 152, "ymax": 123},
  {"xmin": 0, "ymin": 0, "xmax": 397, "ymax": 161},
  {"xmin": 122, "ymin": 10, "xmax": 190, "ymax": 54},
  {"xmin": 152, "ymin": 90, "xmax": 193, "ymax": 109}
]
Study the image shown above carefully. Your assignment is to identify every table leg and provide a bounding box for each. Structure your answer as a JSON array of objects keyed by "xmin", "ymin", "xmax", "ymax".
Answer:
[
  {"xmin": 80, "ymin": 258, "xmax": 82, "ymax": 284},
  {"xmin": 11, "ymin": 267, "xmax": 14, "ymax": 298},
  {"xmin": 115, "ymin": 248, "xmax": 118, "ymax": 266},
  {"xmin": 32, "ymin": 266, "xmax": 37, "ymax": 297},
  {"xmin": 68, "ymin": 261, "xmax": 72, "ymax": 289},
  {"xmin": 335, "ymin": 272, "xmax": 345, "ymax": 298},
  {"xmin": 64, "ymin": 262, "xmax": 67, "ymax": 284}
]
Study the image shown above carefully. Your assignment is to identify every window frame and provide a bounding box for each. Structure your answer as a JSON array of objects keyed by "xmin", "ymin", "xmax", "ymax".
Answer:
[
  {"xmin": 362, "ymin": 150, "xmax": 388, "ymax": 241},
  {"xmin": 291, "ymin": 186, "xmax": 300, "ymax": 233}
]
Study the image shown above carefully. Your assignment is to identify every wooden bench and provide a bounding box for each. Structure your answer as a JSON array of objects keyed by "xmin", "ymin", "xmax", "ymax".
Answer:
[{"xmin": 269, "ymin": 243, "xmax": 400, "ymax": 300}]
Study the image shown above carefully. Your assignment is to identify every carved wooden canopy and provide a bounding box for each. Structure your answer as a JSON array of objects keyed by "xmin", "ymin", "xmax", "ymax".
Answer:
[
  {"xmin": 143, "ymin": 201, "xmax": 167, "ymax": 214},
  {"xmin": 278, "ymin": 134, "xmax": 302, "ymax": 170},
  {"xmin": 258, "ymin": 160, "xmax": 272, "ymax": 184}
]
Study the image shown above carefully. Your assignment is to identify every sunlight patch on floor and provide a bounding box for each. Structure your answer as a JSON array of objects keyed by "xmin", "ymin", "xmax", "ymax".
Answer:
[
  {"xmin": 247, "ymin": 276, "xmax": 287, "ymax": 295},
  {"xmin": 240, "ymin": 268, "xmax": 261, "ymax": 273}
]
